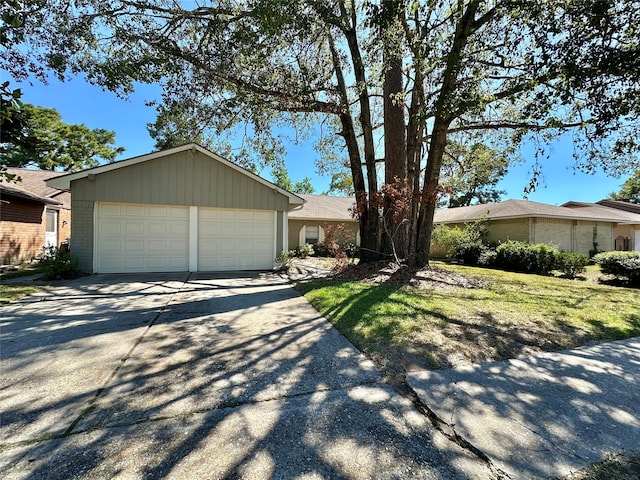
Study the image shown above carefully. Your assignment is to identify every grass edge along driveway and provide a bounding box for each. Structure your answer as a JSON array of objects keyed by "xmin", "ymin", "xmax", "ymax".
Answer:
[{"xmin": 295, "ymin": 262, "xmax": 640, "ymax": 374}]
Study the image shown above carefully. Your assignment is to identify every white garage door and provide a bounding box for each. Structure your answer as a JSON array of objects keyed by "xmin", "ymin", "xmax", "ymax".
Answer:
[
  {"xmin": 96, "ymin": 202, "xmax": 189, "ymax": 273},
  {"xmin": 199, "ymin": 208, "xmax": 274, "ymax": 271}
]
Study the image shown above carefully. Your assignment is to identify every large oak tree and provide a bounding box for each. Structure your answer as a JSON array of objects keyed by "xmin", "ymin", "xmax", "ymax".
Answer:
[{"xmin": 4, "ymin": 0, "xmax": 638, "ymax": 265}]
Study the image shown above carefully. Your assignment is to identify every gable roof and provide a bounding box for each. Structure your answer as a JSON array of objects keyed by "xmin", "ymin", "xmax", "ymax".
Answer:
[
  {"xmin": 1, "ymin": 168, "xmax": 68, "ymax": 207},
  {"xmin": 288, "ymin": 194, "xmax": 357, "ymax": 221},
  {"xmin": 0, "ymin": 182, "xmax": 61, "ymax": 205},
  {"xmin": 434, "ymin": 199, "xmax": 640, "ymax": 224},
  {"xmin": 562, "ymin": 201, "xmax": 640, "ymax": 223},
  {"xmin": 46, "ymin": 143, "xmax": 304, "ymax": 205},
  {"xmin": 596, "ymin": 199, "xmax": 640, "ymax": 214}
]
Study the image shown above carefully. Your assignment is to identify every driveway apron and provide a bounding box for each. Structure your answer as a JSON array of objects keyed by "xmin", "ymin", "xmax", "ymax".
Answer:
[{"xmin": 1, "ymin": 272, "xmax": 488, "ymax": 480}]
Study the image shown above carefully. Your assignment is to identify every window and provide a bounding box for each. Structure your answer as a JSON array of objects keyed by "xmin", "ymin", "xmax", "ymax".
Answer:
[
  {"xmin": 299, "ymin": 225, "xmax": 324, "ymax": 247},
  {"xmin": 305, "ymin": 225, "xmax": 319, "ymax": 244},
  {"xmin": 45, "ymin": 210, "xmax": 57, "ymax": 233}
]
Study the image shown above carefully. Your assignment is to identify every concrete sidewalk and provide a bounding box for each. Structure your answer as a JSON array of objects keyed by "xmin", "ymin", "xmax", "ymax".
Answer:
[
  {"xmin": 0, "ymin": 272, "xmax": 489, "ymax": 479},
  {"xmin": 408, "ymin": 338, "xmax": 640, "ymax": 479}
]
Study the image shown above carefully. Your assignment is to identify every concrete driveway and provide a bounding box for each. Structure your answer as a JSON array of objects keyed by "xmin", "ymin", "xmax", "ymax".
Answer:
[{"xmin": 0, "ymin": 272, "xmax": 489, "ymax": 479}]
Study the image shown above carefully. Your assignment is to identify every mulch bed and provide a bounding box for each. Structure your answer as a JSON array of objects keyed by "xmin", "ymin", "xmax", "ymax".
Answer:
[{"xmin": 291, "ymin": 257, "xmax": 484, "ymax": 290}]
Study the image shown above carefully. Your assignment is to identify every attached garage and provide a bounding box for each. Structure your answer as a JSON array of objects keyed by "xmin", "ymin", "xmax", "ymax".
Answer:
[{"xmin": 47, "ymin": 144, "xmax": 303, "ymax": 273}]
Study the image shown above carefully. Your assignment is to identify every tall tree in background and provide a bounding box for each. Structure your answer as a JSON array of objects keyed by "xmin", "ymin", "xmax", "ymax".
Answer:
[
  {"xmin": 439, "ymin": 143, "xmax": 509, "ymax": 207},
  {"xmin": 271, "ymin": 164, "xmax": 315, "ymax": 194},
  {"xmin": 610, "ymin": 171, "xmax": 640, "ymax": 204},
  {"xmin": 4, "ymin": 1, "xmax": 638, "ymax": 266},
  {"xmin": 147, "ymin": 102, "xmax": 214, "ymax": 151},
  {"xmin": 1, "ymin": 104, "xmax": 124, "ymax": 171}
]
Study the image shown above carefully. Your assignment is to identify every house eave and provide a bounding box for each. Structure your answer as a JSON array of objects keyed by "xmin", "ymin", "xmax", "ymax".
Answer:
[{"xmin": 435, "ymin": 213, "xmax": 627, "ymax": 224}]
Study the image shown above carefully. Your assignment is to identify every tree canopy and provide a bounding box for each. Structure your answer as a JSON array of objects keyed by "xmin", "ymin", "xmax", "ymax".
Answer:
[
  {"xmin": 271, "ymin": 164, "xmax": 315, "ymax": 194},
  {"xmin": 610, "ymin": 171, "xmax": 640, "ymax": 204},
  {"xmin": 439, "ymin": 143, "xmax": 509, "ymax": 207},
  {"xmin": 0, "ymin": 103, "xmax": 124, "ymax": 171},
  {"xmin": 4, "ymin": 0, "xmax": 638, "ymax": 265}
]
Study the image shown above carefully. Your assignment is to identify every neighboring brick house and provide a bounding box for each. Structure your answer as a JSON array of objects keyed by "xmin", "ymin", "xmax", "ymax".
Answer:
[
  {"xmin": 432, "ymin": 199, "xmax": 640, "ymax": 257},
  {"xmin": 1, "ymin": 168, "xmax": 71, "ymax": 265},
  {"xmin": 563, "ymin": 200, "xmax": 640, "ymax": 252}
]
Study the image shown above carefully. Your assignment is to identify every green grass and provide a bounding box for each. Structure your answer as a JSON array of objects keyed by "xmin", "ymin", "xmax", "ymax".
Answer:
[
  {"xmin": 0, "ymin": 265, "xmax": 41, "ymax": 281},
  {"xmin": 296, "ymin": 263, "xmax": 640, "ymax": 373},
  {"xmin": 553, "ymin": 452, "xmax": 640, "ymax": 480},
  {"xmin": 0, "ymin": 284, "xmax": 42, "ymax": 303}
]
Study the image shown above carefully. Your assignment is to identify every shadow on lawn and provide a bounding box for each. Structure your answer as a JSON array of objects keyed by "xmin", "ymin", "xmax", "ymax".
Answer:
[{"xmin": 0, "ymin": 272, "xmax": 472, "ymax": 479}]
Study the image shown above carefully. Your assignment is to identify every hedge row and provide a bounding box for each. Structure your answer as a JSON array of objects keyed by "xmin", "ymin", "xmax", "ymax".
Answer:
[
  {"xmin": 455, "ymin": 240, "xmax": 590, "ymax": 278},
  {"xmin": 593, "ymin": 251, "xmax": 640, "ymax": 284}
]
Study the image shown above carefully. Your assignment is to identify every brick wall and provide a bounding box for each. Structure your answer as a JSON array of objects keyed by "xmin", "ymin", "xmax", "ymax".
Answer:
[
  {"xmin": 0, "ymin": 198, "xmax": 46, "ymax": 264},
  {"xmin": 58, "ymin": 208, "xmax": 71, "ymax": 245}
]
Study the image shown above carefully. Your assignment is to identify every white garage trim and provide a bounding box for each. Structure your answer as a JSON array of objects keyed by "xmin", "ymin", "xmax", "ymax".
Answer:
[
  {"xmin": 283, "ymin": 211, "xmax": 289, "ymax": 252},
  {"xmin": 189, "ymin": 206, "xmax": 198, "ymax": 272}
]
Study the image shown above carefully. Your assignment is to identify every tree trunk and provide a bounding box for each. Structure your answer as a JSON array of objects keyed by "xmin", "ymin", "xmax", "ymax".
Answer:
[
  {"xmin": 342, "ymin": 8, "xmax": 380, "ymax": 262},
  {"xmin": 383, "ymin": 50, "xmax": 408, "ymax": 260},
  {"xmin": 413, "ymin": 121, "xmax": 449, "ymax": 267}
]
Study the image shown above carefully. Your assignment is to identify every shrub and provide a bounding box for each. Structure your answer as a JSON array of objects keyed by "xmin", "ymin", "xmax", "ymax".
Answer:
[
  {"xmin": 453, "ymin": 240, "xmax": 485, "ymax": 265},
  {"xmin": 275, "ymin": 250, "xmax": 295, "ymax": 268},
  {"xmin": 557, "ymin": 252, "xmax": 589, "ymax": 279},
  {"xmin": 296, "ymin": 243, "xmax": 314, "ymax": 258},
  {"xmin": 38, "ymin": 246, "xmax": 79, "ymax": 280},
  {"xmin": 431, "ymin": 225, "xmax": 469, "ymax": 258},
  {"xmin": 344, "ymin": 242, "xmax": 360, "ymax": 259},
  {"xmin": 431, "ymin": 216, "xmax": 490, "ymax": 260},
  {"xmin": 593, "ymin": 251, "xmax": 640, "ymax": 284},
  {"xmin": 494, "ymin": 241, "xmax": 559, "ymax": 275},
  {"xmin": 477, "ymin": 249, "xmax": 497, "ymax": 267}
]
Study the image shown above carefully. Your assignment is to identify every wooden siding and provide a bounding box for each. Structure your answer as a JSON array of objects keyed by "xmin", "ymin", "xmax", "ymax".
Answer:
[
  {"xmin": 71, "ymin": 150, "xmax": 290, "ymax": 211},
  {"xmin": 70, "ymin": 200, "xmax": 94, "ymax": 273}
]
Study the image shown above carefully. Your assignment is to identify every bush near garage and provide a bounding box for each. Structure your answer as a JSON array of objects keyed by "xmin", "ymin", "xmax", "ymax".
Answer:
[
  {"xmin": 38, "ymin": 246, "xmax": 79, "ymax": 280},
  {"xmin": 593, "ymin": 251, "xmax": 640, "ymax": 284}
]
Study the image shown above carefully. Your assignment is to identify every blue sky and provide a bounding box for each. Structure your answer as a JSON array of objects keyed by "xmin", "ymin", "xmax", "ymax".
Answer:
[{"xmin": 11, "ymin": 74, "xmax": 627, "ymax": 205}]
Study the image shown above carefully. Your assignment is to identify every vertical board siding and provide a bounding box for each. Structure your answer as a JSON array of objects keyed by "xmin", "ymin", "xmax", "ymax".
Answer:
[
  {"xmin": 73, "ymin": 151, "xmax": 290, "ymax": 211},
  {"xmin": 70, "ymin": 200, "xmax": 94, "ymax": 273}
]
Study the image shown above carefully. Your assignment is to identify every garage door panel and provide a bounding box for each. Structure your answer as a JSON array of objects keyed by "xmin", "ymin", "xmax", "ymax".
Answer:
[
  {"xmin": 97, "ymin": 202, "xmax": 189, "ymax": 273},
  {"xmin": 148, "ymin": 240, "xmax": 168, "ymax": 252},
  {"xmin": 219, "ymin": 210, "xmax": 237, "ymax": 220},
  {"xmin": 198, "ymin": 207, "xmax": 274, "ymax": 271},
  {"xmin": 100, "ymin": 221, "xmax": 122, "ymax": 235},
  {"xmin": 123, "ymin": 205, "xmax": 145, "ymax": 216},
  {"xmin": 148, "ymin": 223, "xmax": 168, "ymax": 235},
  {"xmin": 124, "ymin": 240, "xmax": 144, "ymax": 253},
  {"xmin": 100, "ymin": 239, "xmax": 121, "ymax": 252},
  {"xmin": 101, "ymin": 204, "xmax": 122, "ymax": 216},
  {"xmin": 124, "ymin": 222, "xmax": 144, "ymax": 235}
]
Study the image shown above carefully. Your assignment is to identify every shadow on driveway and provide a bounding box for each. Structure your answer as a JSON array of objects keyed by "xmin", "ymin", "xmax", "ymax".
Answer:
[{"xmin": 1, "ymin": 272, "xmax": 486, "ymax": 479}]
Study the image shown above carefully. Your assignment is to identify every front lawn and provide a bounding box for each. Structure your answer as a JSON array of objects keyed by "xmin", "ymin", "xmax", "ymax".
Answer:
[
  {"xmin": 0, "ymin": 284, "xmax": 42, "ymax": 303},
  {"xmin": 296, "ymin": 262, "xmax": 640, "ymax": 374}
]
